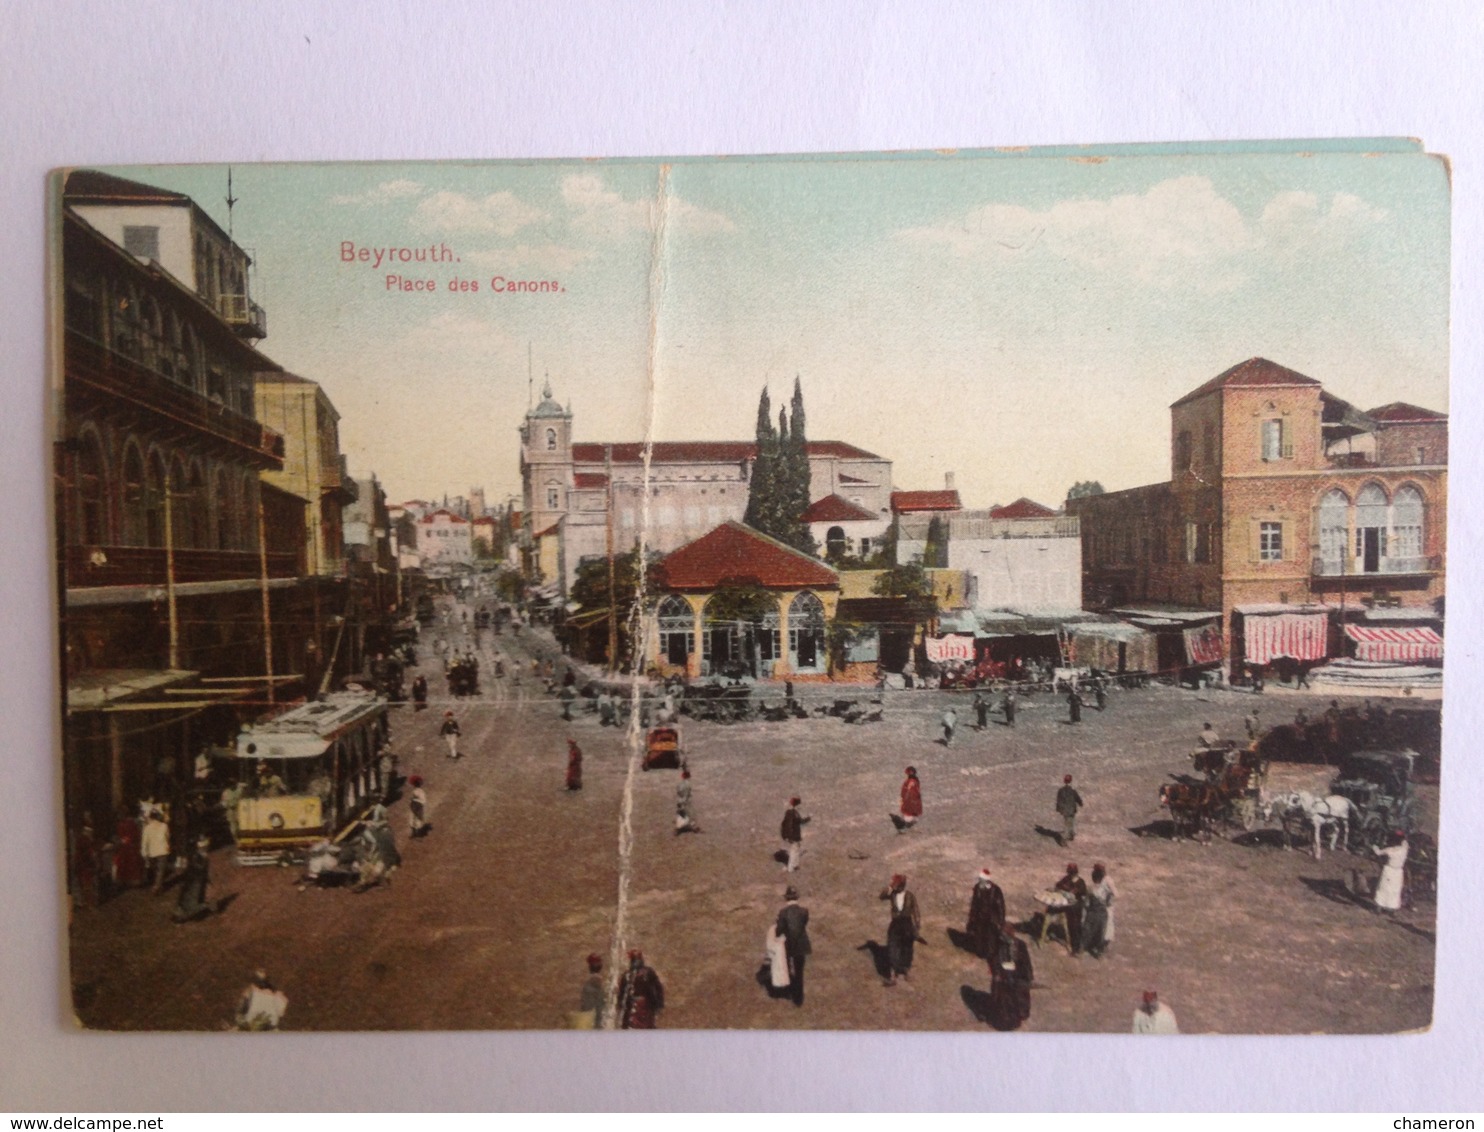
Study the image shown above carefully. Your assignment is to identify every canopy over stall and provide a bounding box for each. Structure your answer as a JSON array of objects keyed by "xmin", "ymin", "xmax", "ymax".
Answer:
[{"xmin": 1343, "ymin": 624, "xmax": 1443, "ymax": 663}]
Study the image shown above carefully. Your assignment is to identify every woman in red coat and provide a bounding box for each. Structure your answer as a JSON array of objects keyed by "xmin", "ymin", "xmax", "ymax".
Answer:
[{"xmin": 897, "ymin": 766, "xmax": 922, "ymax": 832}]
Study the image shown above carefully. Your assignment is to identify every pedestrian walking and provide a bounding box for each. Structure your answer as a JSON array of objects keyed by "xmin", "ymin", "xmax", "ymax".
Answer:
[
  {"xmin": 1067, "ymin": 688, "xmax": 1083, "ymax": 724},
  {"xmin": 987, "ymin": 923, "xmax": 1033, "ymax": 1030},
  {"xmin": 172, "ymin": 834, "xmax": 214, "ymax": 923},
  {"xmin": 974, "ymin": 693, "xmax": 989, "ymax": 730},
  {"xmin": 1245, "ymin": 708, "xmax": 1261, "ymax": 740},
  {"xmin": 141, "ymin": 807, "xmax": 171, "ymax": 894},
  {"xmin": 964, "ymin": 867, "xmax": 1006, "ymax": 959},
  {"xmin": 1083, "ymin": 862, "xmax": 1116, "ymax": 957},
  {"xmin": 674, "ymin": 769, "xmax": 702, "ymax": 834},
  {"xmin": 411, "ymin": 674, "xmax": 428, "ymax": 711},
  {"xmin": 1003, "ymin": 689, "xmax": 1017, "ymax": 727},
  {"xmin": 780, "ymin": 796, "xmax": 809, "ymax": 870},
  {"xmin": 879, "ymin": 874, "xmax": 922, "ymax": 986},
  {"xmin": 440, "ymin": 711, "xmax": 461, "ymax": 759},
  {"xmin": 1132, "ymin": 990, "xmax": 1180, "ymax": 1034},
  {"xmin": 353, "ymin": 813, "xmax": 401, "ymax": 892},
  {"xmin": 1054, "ymin": 862, "xmax": 1088, "ymax": 956},
  {"xmin": 571, "ymin": 953, "xmax": 605, "ymax": 1029},
  {"xmin": 1055, "ymin": 774, "xmax": 1083, "ymax": 845},
  {"xmin": 407, "ymin": 775, "xmax": 429, "ymax": 837},
  {"xmin": 941, "ymin": 706, "xmax": 958, "ymax": 746},
  {"xmin": 1094, "ymin": 681, "xmax": 1107, "ymax": 711},
  {"xmin": 565, "ymin": 740, "xmax": 583, "ymax": 791},
  {"xmin": 617, "ymin": 949, "xmax": 665, "ymax": 1029},
  {"xmin": 233, "ymin": 969, "xmax": 288, "ymax": 1031},
  {"xmin": 775, "ymin": 885, "xmax": 811, "ymax": 1007},
  {"xmin": 893, "ymin": 766, "xmax": 922, "ymax": 833}
]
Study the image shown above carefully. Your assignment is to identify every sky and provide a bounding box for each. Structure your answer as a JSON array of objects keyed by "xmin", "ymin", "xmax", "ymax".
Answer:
[{"xmin": 94, "ymin": 143, "xmax": 1451, "ymax": 509}]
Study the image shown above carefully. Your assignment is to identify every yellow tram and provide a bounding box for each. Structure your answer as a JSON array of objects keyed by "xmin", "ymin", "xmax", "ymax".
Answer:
[{"xmin": 231, "ymin": 691, "xmax": 391, "ymax": 864}]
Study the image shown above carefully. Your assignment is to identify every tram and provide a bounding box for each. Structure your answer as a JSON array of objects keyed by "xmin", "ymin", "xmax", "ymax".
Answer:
[{"xmin": 231, "ymin": 691, "xmax": 392, "ymax": 864}]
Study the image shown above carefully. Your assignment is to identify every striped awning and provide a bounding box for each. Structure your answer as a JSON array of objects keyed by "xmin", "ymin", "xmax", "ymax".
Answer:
[
  {"xmin": 1243, "ymin": 611, "xmax": 1329, "ymax": 665},
  {"xmin": 1344, "ymin": 624, "xmax": 1443, "ymax": 662}
]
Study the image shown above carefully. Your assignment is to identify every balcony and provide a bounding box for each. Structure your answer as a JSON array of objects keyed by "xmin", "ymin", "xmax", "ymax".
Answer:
[
  {"xmin": 218, "ymin": 293, "xmax": 267, "ymax": 338},
  {"xmin": 66, "ymin": 544, "xmax": 300, "ymax": 589},
  {"xmin": 1312, "ymin": 554, "xmax": 1440, "ymax": 578},
  {"xmin": 65, "ymin": 331, "xmax": 284, "ymax": 465}
]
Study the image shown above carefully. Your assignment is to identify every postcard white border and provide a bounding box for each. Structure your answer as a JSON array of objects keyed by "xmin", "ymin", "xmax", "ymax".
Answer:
[{"xmin": 2, "ymin": 0, "xmax": 1481, "ymax": 1113}]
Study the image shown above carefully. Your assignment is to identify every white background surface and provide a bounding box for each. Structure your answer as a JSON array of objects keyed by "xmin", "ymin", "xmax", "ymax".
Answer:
[{"xmin": 2, "ymin": 0, "xmax": 1481, "ymax": 1112}]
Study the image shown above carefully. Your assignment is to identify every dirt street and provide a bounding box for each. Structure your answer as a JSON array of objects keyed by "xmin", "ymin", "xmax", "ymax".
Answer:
[{"xmin": 70, "ymin": 619, "xmax": 1437, "ymax": 1034}]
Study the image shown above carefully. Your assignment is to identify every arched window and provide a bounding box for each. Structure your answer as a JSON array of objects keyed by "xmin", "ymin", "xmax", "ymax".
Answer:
[
  {"xmin": 1317, "ymin": 488, "xmax": 1348, "ymax": 574},
  {"xmin": 170, "ymin": 455, "xmax": 195, "ymax": 548},
  {"xmin": 1392, "ymin": 485, "xmax": 1425, "ymax": 569},
  {"xmin": 75, "ymin": 431, "xmax": 107, "ymax": 545},
  {"xmin": 825, "ymin": 525, "xmax": 847, "ymax": 560},
  {"xmin": 1355, "ymin": 483, "xmax": 1389, "ymax": 574},
  {"xmin": 145, "ymin": 451, "xmax": 167, "ymax": 547},
  {"xmin": 213, "ymin": 468, "xmax": 234, "ymax": 550},
  {"xmin": 656, "ymin": 595, "xmax": 694, "ymax": 666},
  {"xmin": 788, "ymin": 590, "xmax": 826, "ymax": 671},
  {"xmin": 120, "ymin": 441, "xmax": 147, "ymax": 545},
  {"xmin": 240, "ymin": 475, "xmax": 258, "ymax": 551},
  {"xmin": 545, "ymin": 428, "xmax": 557, "ymax": 451}
]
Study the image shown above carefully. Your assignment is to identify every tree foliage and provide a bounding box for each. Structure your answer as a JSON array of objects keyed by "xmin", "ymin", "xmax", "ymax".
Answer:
[
  {"xmin": 872, "ymin": 561, "xmax": 932, "ymax": 599},
  {"xmin": 742, "ymin": 378, "xmax": 816, "ymax": 555},
  {"xmin": 1066, "ymin": 480, "xmax": 1106, "ymax": 500}
]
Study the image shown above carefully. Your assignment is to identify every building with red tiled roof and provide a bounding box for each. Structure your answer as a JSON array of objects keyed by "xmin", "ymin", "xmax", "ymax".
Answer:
[
  {"xmin": 416, "ymin": 508, "xmax": 473, "ymax": 569},
  {"xmin": 891, "ymin": 489, "xmax": 962, "ymax": 514},
  {"xmin": 800, "ymin": 495, "xmax": 892, "ymax": 562},
  {"xmin": 990, "ymin": 497, "xmax": 1058, "ymax": 520},
  {"xmin": 519, "ymin": 380, "xmax": 894, "ymax": 593},
  {"xmin": 648, "ymin": 522, "xmax": 841, "ymax": 681},
  {"xmin": 1068, "ymin": 358, "xmax": 1447, "ymax": 671}
]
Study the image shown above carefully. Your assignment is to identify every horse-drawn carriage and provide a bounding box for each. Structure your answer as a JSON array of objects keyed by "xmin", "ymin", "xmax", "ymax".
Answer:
[
  {"xmin": 1328, "ymin": 749, "xmax": 1417, "ymax": 849},
  {"xmin": 1158, "ymin": 742, "xmax": 1268, "ymax": 841}
]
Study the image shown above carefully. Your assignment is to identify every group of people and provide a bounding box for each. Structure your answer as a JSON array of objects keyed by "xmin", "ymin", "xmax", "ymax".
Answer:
[{"xmin": 571, "ymin": 949, "xmax": 667, "ymax": 1029}]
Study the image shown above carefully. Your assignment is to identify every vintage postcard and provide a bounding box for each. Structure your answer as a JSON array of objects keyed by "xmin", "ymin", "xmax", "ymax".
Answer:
[{"xmin": 52, "ymin": 141, "xmax": 1447, "ymax": 1033}]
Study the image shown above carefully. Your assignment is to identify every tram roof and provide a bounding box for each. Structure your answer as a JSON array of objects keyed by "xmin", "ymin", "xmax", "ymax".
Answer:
[{"xmin": 239, "ymin": 692, "xmax": 385, "ymax": 746}]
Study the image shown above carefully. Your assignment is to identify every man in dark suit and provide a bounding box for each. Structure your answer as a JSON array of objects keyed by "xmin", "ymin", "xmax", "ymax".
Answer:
[{"xmin": 775, "ymin": 885, "xmax": 811, "ymax": 1007}]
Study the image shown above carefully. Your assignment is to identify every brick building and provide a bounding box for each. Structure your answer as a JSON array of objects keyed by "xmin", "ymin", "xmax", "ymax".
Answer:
[{"xmin": 1069, "ymin": 358, "xmax": 1446, "ymax": 673}]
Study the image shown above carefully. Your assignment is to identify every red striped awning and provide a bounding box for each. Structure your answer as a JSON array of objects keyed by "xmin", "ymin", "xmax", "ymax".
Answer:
[
  {"xmin": 1243, "ymin": 612, "xmax": 1329, "ymax": 665},
  {"xmin": 1343, "ymin": 624, "xmax": 1443, "ymax": 662}
]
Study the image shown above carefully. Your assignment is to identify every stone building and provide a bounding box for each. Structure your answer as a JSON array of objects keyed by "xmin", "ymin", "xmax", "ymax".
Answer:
[
  {"xmin": 517, "ymin": 380, "xmax": 892, "ymax": 593},
  {"xmin": 647, "ymin": 522, "xmax": 841, "ymax": 681},
  {"xmin": 1069, "ymin": 358, "xmax": 1446, "ymax": 672}
]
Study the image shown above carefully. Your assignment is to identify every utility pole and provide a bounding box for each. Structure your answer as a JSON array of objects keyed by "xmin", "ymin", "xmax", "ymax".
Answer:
[
  {"xmin": 606, "ymin": 444, "xmax": 618, "ymax": 673},
  {"xmin": 162, "ymin": 464, "xmax": 180, "ymax": 670},
  {"xmin": 257, "ymin": 488, "xmax": 276, "ymax": 705}
]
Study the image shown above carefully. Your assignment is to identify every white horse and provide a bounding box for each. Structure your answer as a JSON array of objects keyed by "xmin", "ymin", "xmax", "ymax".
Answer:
[
  {"xmin": 1052, "ymin": 666, "xmax": 1089, "ymax": 693},
  {"xmin": 1263, "ymin": 790, "xmax": 1355, "ymax": 859}
]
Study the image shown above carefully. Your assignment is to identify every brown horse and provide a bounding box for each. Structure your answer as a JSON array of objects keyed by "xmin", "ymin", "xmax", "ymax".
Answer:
[{"xmin": 1159, "ymin": 782, "xmax": 1223, "ymax": 843}]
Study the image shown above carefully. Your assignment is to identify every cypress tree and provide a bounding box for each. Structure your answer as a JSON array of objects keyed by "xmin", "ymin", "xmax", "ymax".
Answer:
[{"xmin": 743, "ymin": 387, "xmax": 776, "ymax": 531}]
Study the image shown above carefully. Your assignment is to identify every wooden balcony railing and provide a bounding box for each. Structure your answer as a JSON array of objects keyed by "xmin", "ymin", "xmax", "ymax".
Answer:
[
  {"xmin": 65, "ymin": 544, "xmax": 300, "ymax": 589},
  {"xmin": 65, "ymin": 331, "xmax": 284, "ymax": 465}
]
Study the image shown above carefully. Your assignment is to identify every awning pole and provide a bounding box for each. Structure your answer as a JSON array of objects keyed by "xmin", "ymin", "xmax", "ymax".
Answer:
[{"xmin": 163, "ymin": 464, "xmax": 179, "ymax": 670}]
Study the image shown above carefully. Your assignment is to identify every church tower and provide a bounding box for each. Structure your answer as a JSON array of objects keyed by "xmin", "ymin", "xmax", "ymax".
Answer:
[{"xmin": 519, "ymin": 377, "xmax": 574, "ymax": 548}]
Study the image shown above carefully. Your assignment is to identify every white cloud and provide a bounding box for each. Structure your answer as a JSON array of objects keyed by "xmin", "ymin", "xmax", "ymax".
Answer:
[
  {"xmin": 412, "ymin": 190, "xmax": 547, "ymax": 236},
  {"xmin": 560, "ymin": 172, "xmax": 735, "ymax": 237},
  {"xmin": 330, "ymin": 179, "xmax": 426, "ymax": 206},
  {"xmin": 895, "ymin": 176, "xmax": 1387, "ymax": 290},
  {"xmin": 1259, "ymin": 189, "xmax": 1388, "ymax": 252}
]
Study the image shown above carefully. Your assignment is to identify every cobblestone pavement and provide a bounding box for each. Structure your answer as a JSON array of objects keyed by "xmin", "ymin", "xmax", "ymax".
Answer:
[{"xmin": 70, "ymin": 614, "xmax": 1437, "ymax": 1033}]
